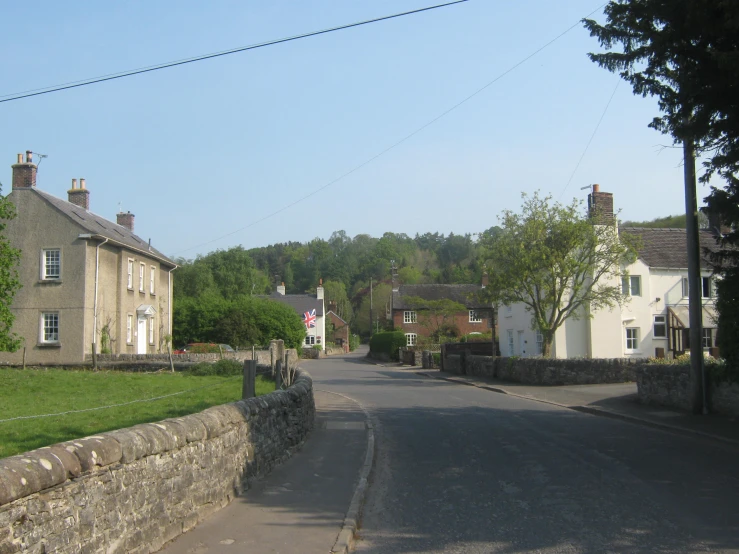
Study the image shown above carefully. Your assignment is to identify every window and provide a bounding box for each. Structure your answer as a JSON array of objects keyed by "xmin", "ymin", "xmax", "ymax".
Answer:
[
  {"xmin": 405, "ymin": 333, "xmax": 417, "ymax": 347},
  {"xmin": 469, "ymin": 310, "xmax": 483, "ymax": 323},
  {"xmin": 305, "ymin": 335, "xmax": 315, "ymax": 346},
  {"xmin": 625, "ymin": 327, "xmax": 639, "ymax": 351},
  {"xmin": 702, "ymin": 328, "xmax": 713, "ymax": 348},
  {"xmin": 149, "ymin": 316, "xmax": 155, "ymax": 345},
  {"xmin": 126, "ymin": 314, "xmax": 133, "ymax": 343},
  {"xmin": 403, "ymin": 311, "xmax": 417, "ymax": 324},
  {"xmin": 127, "ymin": 259, "xmax": 134, "ymax": 289},
  {"xmin": 41, "ymin": 249, "xmax": 61, "ymax": 280},
  {"xmin": 139, "ymin": 263, "xmax": 145, "ymax": 292},
  {"xmin": 683, "ymin": 277, "xmax": 713, "ymax": 298},
  {"xmin": 507, "ymin": 329, "xmax": 514, "ymax": 356},
  {"xmin": 653, "ymin": 315, "xmax": 667, "ymax": 338},
  {"xmin": 40, "ymin": 312, "xmax": 59, "ymax": 343},
  {"xmin": 621, "ymin": 275, "xmax": 641, "ymax": 296},
  {"xmin": 150, "ymin": 266, "xmax": 156, "ymax": 295},
  {"xmin": 536, "ymin": 331, "xmax": 543, "ymax": 355},
  {"xmin": 506, "ymin": 305, "xmax": 512, "ymax": 315}
]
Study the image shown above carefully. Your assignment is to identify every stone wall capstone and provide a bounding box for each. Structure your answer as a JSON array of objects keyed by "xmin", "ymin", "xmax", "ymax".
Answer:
[{"xmin": 0, "ymin": 370, "xmax": 315, "ymax": 554}]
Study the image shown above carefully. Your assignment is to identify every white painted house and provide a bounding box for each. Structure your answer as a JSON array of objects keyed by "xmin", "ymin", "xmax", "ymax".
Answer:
[
  {"xmin": 267, "ymin": 281, "xmax": 326, "ymax": 351},
  {"xmin": 499, "ymin": 187, "xmax": 718, "ymax": 360}
]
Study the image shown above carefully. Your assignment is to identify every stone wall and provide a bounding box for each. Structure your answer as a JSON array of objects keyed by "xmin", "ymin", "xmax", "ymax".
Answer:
[
  {"xmin": 636, "ymin": 365, "xmax": 739, "ymax": 417},
  {"xmin": 0, "ymin": 370, "xmax": 315, "ymax": 554},
  {"xmin": 441, "ymin": 346, "xmax": 638, "ymax": 385}
]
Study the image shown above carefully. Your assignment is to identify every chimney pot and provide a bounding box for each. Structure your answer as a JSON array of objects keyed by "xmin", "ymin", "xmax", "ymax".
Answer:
[
  {"xmin": 68, "ymin": 179, "xmax": 90, "ymax": 210},
  {"xmin": 593, "ymin": 184, "xmax": 600, "ymax": 192},
  {"xmin": 25, "ymin": 151, "xmax": 32, "ymax": 163},
  {"xmin": 16, "ymin": 154, "xmax": 22, "ymax": 164},
  {"xmin": 80, "ymin": 178, "xmax": 86, "ymax": 189},
  {"xmin": 71, "ymin": 178, "xmax": 77, "ymax": 189}
]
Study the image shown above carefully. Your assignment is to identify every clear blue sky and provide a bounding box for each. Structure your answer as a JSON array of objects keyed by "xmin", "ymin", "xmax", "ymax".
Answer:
[{"xmin": 1, "ymin": 1, "xmax": 703, "ymax": 259}]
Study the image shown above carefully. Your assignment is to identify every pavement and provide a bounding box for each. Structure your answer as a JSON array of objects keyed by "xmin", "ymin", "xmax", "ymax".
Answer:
[
  {"xmin": 159, "ymin": 389, "xmax": 373, "ymax": 554},
  {"xmin": 416, "ymin": 368, "xmax": 739, "ymax": 445}
]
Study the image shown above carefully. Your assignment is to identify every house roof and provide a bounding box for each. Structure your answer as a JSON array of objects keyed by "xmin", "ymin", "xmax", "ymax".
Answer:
[
  {"xmin": 392, "ymin": 284, "xmax": 488, "ymax": 310},
  {"xmin": 619, "ymin": 227, "xmax": 718, "ymax": 270},
  {"xmin": 25, "ymin": 188, "xmax": 176, "ymax": 266},
  {"xmin": 266, "ymin": 292, "xmax": 324, "ymax": 316},
  {"xmin": 327, "ymin": 310, "xmax": 347, "ymax": 325}
]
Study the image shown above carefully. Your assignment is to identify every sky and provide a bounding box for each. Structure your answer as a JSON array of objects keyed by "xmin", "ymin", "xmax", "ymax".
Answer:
[{"xmin": 0, "ymin": 1, "xmax": 709, "ymax": 260}]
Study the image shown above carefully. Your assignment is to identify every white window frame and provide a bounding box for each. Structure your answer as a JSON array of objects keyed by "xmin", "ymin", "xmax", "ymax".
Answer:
[
  {"xmin": 682, "ymin": 277, "xmax": 689, "ymax": 298},
  {"xmin": 622, "ymin": 275, "xmax": 642, "ymax": 297},
  {"xmin": 149, "ymin": 316, "xmax": 155, "ymax": 345},
  {"xmin": 702, "ymin": 328, "xmax": 713, "ymax": 349},
  {"xmin": 625, "ymin": 327, "xmax": 639, "ymax": 351},
  {"xmin": 405, "ymin": 333, "xmax": 417, "ymax": 347},
  {"xmin": 41, "ymin": 249, "xmax": 61, "ymax": 280},
  {"xmin": 127, "ymin": 259, "xmax": 134, "ymax": 290},
  {"xmin": 126, "ymin": 314, "xmax": 133, "ymax": 343},
  {"xmin": 469, "ymin": 310, "xmax": 483, "ymax": 323},
  {"xmin": 535, "ymin": 331, "xmax": 543, "ymax": 355},
  {"xmin": 305, "ymin": 335, "xmax": 315, "ymax": 346},
  {"xmin": 403, "ymin": 311, "xmax": 417, "ymax": 324},
  {"xmin": 150, "ymin": 266, "xmax": 156, "ymax": 295},
  {"xmin": 653, "ymin": 315, "xmax": 667, "ymax": 339},
  {"xmin": 40, "ymin": 312, "xmax": 59, "ymax": 343},
  {"xmin": 139, "ymin": 263, "xmax": 145, "ymax": 292},
  {"xmin": 507, "ymin": 329, "xmax": 514, "ymax": 356},
  {"xmin": 702, "ymin": 276, "xmax": 713, "ymax": 299}
]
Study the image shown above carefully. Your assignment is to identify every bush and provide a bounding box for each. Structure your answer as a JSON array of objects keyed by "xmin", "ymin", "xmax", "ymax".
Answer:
[
  {"xmin": 432, "ymin": 352, "xmax": 441, "ymax": 366},
  {"xmin": 369, "ymin": 331, "xmax": 407, "ymax": 361},
  {"xmin": 349, "ymin": 334, "xmax": 360, "ymax": 351},
  {"xmin": 459, "ymin": 332, "xmax": 493, "ymax": 343},
  {"xmin": 188, "ymin": 359, "xmax": 243, "ymax": 376}
]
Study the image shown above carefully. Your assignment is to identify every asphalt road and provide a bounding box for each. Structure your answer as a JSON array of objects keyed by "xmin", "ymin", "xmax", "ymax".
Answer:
[{"xmin": 304, "ymin": 349, "xmax": 739, "ymax": 554}]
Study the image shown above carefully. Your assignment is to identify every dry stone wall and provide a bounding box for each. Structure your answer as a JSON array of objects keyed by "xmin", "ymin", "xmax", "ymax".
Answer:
[{"xmin": 0, "ymin": 370, "xmax": 315, "ymax": 554}]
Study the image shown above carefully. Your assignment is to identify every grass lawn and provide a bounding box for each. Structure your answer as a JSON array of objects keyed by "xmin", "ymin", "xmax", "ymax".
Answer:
[{"xmin": 0, "ymin": 368, "xmax": 275, "ymax": 459}]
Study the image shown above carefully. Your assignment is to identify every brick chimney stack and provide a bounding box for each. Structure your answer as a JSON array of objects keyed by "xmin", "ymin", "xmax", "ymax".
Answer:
[
  {"xmin": 117, "ymin": 211, "xmax": 135, "ymax": 232},
  {"xmin": 11, "ymin": 151, "xmax": 37, "ymax": 189},
  {"xmin": 67, "ymin": 177, "xmax": 90, "ymax": 210},
  {"xmin": 588, "ymin": 184, "xmax": 614, "ymax": 224}
]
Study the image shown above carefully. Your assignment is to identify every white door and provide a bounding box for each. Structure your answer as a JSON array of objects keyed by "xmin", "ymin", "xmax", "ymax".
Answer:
[
  {"xmin": 137, "ymin": 317, "xmax": 147, "ymax": 354},
  {"xmin": 518, "ymin": 331, "xmax": 525, "ymax": 356}
]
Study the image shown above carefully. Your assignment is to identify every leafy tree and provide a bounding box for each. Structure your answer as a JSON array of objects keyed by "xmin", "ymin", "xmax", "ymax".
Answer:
[
  {"xmin": 398, "ymin": 266, "xmax": 423, "ymax": 285},
  {"xmin": 621, "ymin": 213, "xmax": 707, "ymax": 229},
  {"xmin": 322, "ymin": 279, "xmax": 353, "ymax": 322},
  {"xmin": 0, "ymin": 188, "xmax": 21, "ymax": 351},
  {"xmin": 479, "ymin": 192, "xmax": 637, "ymax": 357}
]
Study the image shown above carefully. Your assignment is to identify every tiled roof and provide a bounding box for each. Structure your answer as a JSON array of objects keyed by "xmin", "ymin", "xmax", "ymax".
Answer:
[
  {"xmin": 28, "ymin": 188, "xmax": 175, "ymax": 266},
  {"xmin": 619, "ymin": 227, "xmax": 718, "ymax": 269},
  {"xmin": 392, "ymin": 284, "xmax": 488, "ymax": 310},
  {"xmin": 265, "ymin": 292, "xmax": 324, "ymax": 316}
]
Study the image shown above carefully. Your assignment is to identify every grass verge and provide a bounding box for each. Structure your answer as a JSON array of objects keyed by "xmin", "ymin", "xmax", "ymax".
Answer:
[{"xmin": 0, "ymin": 368, "xmax": 275, "ymax": 459}]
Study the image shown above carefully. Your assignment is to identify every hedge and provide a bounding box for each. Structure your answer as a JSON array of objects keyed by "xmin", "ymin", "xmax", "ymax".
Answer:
[{"xmin": 369, "ymin": 331, "xmax": 407, "ymax": 361}]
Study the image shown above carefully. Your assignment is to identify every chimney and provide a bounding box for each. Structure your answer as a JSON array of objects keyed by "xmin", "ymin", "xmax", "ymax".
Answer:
[
  {"xmin": 117, "ymin": 211, "xmax": 135, "ymax": 232},
  {"xmin": 316, "ymin": 278, "xmax": 324, "ymax": 300},
  {"xmin": 11, "ymin": 151, "xmax": 37, "ymax": 189},
  {"xmin": 588, "ymin": 184, "xmax": 614, "ymax": 224},
  {"xmin": 276, "ymin": 282, "xmax": 286, "ymax": 295},
  {"xmin": 328, "ymin": 300, "xmax": 337, "ymax": 313},
  {"xmin": 481, "ymin": 272, "xmax": 489, "ymax": 289},
  {"xmin": 67, "ymin": 177, "xmax": 90, "ymax": 210}
]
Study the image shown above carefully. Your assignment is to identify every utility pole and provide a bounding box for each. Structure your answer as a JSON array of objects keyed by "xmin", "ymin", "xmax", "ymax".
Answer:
[
  {"xmin": 684, "ymin": 137, "xmax": 706, "ymax": 414},
  {"xmin": 369, "ymin": 277, "xmax": 373, "ymax": 338}
]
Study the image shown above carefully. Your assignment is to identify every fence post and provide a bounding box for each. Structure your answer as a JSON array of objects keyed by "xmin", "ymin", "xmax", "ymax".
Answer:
[
  {"xmin": 242, "ymin": 359, "xmax": 257, "ymax": 399},
  {"xmin": 275, "ymin": 359, "xmax": 283, "ymax": 390}
]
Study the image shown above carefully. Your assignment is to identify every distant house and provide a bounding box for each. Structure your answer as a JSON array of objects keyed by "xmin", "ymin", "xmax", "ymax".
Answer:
[
  {"xmin": 499, "ymin": 186, "xmax": 718, "ymax": 359},
  {"xmin": 0, "ymin": 151, "xmax": 177, "ymax": 365},
  {"xmin": 392, "ymin": 281, "xmax": 493, "ymax": 347},
  {"xmin": 267, "ymin": 281, "xmax": 326, "ymax": 350},
  {"xmin": 326, "ymin": 302, "xmax": 350, "ymax": 352}
]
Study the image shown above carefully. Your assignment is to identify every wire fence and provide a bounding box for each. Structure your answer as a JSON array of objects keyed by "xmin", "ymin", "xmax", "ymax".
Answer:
[{"xmin": 0, "ymin": 376, "xmax": 241, "ymax": 424}]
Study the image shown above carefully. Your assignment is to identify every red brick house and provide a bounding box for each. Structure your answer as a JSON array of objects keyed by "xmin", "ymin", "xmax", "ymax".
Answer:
[
  {"xmin": 326, "ymin": 303, "xmax": 350, "ymax": 353},
  {"xmin": 392, "ymin": 282, "xmax": 493, "ymax": 347}
]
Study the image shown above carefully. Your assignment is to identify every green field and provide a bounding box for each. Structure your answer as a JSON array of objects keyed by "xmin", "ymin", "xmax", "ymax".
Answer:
[{"xmin": 0, "ymin": 368, "xmax": 275, "ymax": 459}]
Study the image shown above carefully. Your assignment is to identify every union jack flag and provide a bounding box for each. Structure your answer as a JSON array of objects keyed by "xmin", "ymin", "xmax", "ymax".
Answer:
[{"xmin": 303, "ymin": 309, "xmax": 316, "ymax": 329}]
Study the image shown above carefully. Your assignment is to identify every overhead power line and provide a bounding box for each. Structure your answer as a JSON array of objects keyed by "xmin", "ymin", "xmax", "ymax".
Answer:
[
  {"xmin": 0, "ymin": 0, "xmax": 469, "ymax": 104},
  {"xmin": 173, "ymin": 2, "xmax": 608, "ymax": 256}
]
